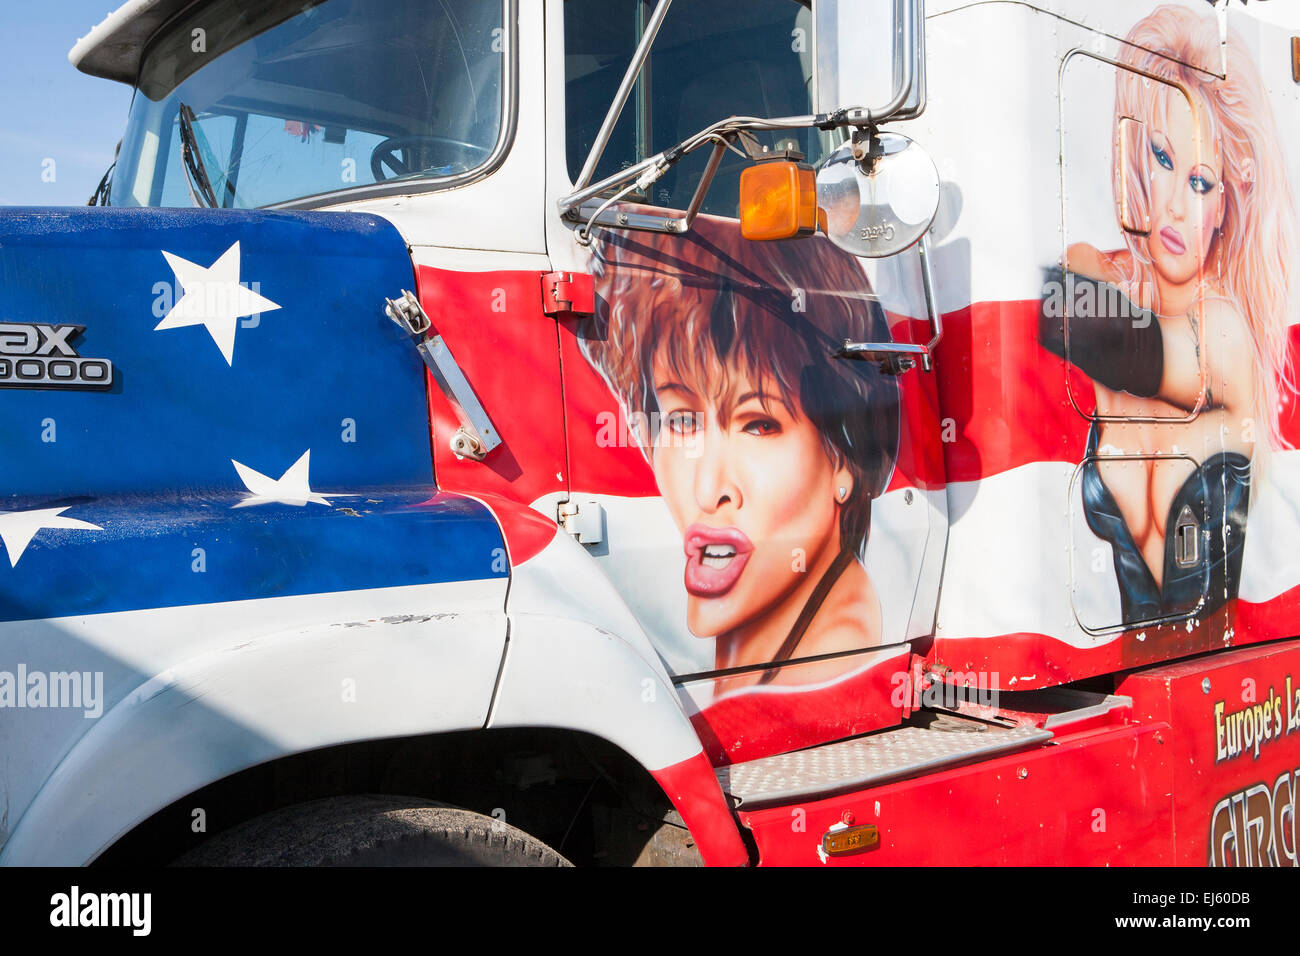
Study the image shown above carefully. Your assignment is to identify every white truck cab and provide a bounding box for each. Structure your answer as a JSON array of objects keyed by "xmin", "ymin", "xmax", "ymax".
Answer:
[{"xmin": 4, "ymin": 0, "xmax": 1300, "ymax": 867}]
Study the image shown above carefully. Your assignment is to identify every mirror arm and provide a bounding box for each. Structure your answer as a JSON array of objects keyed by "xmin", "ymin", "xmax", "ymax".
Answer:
[
  {"xmin": 681, "ymin": 136, "xmax": 731, "ymax": 224},
  {"xmin": 568, "ymin": 133, "xmax": 731, "ymax": 240},
  {"xmin": 917, "ymin": 231, "xmax": 943, "ymax": 359},
  {"xmin": 561, "ymin": 153, "xmax": 666, "ymax": 217},
  {"xmin": 836, "ymin": 232, "xmax": 943, "ymax": 374},
  {"xmin": 559, "ymin": 114, "xmax": 817, "ymax": 222}
]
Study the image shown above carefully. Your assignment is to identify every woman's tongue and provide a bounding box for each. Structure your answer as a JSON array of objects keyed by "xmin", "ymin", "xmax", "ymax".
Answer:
[{"xmin": 685, "ymin": 545, "xmax": 751, "ymax": 597}]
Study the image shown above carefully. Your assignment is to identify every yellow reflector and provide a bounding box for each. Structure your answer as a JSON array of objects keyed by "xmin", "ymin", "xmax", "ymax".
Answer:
[
  {"xmin": 739, "ymin": 159, "xmax": 817, "ymax": 241},
  {"xmin": 822, "ymin": 824, "xmax": 880, "ymax": 857}
]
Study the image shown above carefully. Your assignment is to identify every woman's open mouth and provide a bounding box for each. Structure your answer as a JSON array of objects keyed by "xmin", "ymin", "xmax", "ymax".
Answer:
[
  {"xmin": 683, "ymin": 524, "xmax": 754, "ymax": 598},
  {"xmin": 1160, "ymin": 227, "xmax": 1186, "ymax": 256}
]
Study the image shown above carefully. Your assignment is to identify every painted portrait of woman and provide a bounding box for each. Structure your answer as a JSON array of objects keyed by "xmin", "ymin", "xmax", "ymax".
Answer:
[
  {"xmin": 581, "ymin": 215, "xmax": 901, "ymax": 687},
  {"xmin": 1040, "ymin": 4, "xmax": 1297, "ymax": 625}
]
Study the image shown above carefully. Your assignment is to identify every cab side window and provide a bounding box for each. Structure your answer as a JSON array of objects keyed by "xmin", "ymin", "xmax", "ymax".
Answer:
[{"xmin": 564, "ymin": 0, "xmax": 819, "ymax": 217}]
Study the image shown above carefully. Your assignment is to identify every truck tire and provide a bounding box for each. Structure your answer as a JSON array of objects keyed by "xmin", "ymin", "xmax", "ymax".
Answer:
[{"xmin": 173, "ymin": 794, "xmax": 571, "ymax": 867}]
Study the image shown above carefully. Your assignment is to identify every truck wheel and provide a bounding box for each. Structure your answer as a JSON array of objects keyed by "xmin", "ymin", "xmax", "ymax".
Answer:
[{"xmin": 173, "ymin": 794, "xmax": 571, "ymax": 867}]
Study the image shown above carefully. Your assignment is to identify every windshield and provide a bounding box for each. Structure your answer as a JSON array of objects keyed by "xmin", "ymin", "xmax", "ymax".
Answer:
[{"xmin": 111, "ymin": 0, "xmax": 507, "ymax": 209}]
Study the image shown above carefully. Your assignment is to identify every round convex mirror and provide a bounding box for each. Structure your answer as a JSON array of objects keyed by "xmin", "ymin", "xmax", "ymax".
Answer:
[{"xmin": 817, "ymin": 131, "xmax": 940, "ymax": 258}]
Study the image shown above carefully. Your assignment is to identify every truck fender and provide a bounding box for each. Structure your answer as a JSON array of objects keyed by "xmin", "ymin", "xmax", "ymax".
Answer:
[
  {"xmin": 488, "ymin": 506, "xmax": 749, "ymax": 866},
  {"xmin": 492, "ymin": 613, "xmax": 749, "ymax": 866},
  {"xmin": 0, "ymin": 609, "xmax": 508, "ymax": 866}
]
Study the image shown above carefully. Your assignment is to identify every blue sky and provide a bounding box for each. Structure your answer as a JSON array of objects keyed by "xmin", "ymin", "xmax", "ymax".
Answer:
[{"xmin": 0, "ymin": 2, "xmax": 134, "ymax": 205}]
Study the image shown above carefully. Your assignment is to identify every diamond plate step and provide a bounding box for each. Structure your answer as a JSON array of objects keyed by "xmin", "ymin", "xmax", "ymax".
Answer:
[{"xmin": 717, "ymin": 719, "xmax": 1052, "ymax": 809}]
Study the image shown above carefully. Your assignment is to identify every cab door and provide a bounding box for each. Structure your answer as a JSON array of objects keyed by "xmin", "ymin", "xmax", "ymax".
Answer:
[
  {"xmin": 1058, "ymin": 47, "xmax": 1225, "ymax": 643},
  {"xmin": 543, "ymin": 0, "xmax": 948, "ymax": 764}
]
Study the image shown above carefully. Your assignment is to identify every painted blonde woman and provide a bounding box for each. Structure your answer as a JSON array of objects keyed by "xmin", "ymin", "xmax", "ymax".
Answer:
[{"xmin": 1041, "ymin": 4, "xmax": 1297, "ymax": 624}]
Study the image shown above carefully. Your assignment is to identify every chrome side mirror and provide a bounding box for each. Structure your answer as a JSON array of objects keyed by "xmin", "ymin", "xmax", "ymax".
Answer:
[
  {"xmin": 817, "ymin": 131, "xmax": 939, "ymax": 259},
  {"xmin": 822, "ymin": 130, "xmax": 943, "ymax": 373}
]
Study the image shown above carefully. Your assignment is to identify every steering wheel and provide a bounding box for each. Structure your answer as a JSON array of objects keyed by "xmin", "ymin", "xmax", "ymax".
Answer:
[{"xmin": 370, "ymin": 135, "xmax": 492, "ymax": 181}]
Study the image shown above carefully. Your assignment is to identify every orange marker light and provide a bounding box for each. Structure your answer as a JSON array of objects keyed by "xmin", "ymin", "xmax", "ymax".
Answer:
[
  {"xmin": 822, "ymin": 823, "xmax": 880, "ymax": 857},
  {"xmin": 739, "ymin": 158, "xmax": 818, "ymax": 241},
  {"xmin": 1293, "ymin": 37, "xmax": 1299, "ymax": 84}
]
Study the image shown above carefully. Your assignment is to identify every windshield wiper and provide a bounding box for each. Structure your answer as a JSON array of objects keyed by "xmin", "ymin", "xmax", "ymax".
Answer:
[
  {"xmin": 87, "ymin": 140, "xmax": 121, "ymax": 206},
  {"xmin": 178, "ymin": 103, "xmax": 221, "ymax": 208},
  {"xmin": 87, "ymin": 163, "xmax": 115, "ymax": 207}
]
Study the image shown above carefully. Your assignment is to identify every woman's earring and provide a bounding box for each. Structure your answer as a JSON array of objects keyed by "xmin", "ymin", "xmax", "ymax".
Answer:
[{"xmin": 837, "ymin": 487, "xmax": 848, "ymax": 502}]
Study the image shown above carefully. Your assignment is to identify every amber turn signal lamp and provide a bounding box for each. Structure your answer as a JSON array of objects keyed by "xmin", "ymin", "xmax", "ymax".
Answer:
[
  {"xmin": 1293, "ymin": 37, "xmax": 1299, "ymax": 84},
  {"xmin": 739, "ymin": 157, "xmax": 817, "ymax": 241},
  {"xmin": 822, "ymin": 823, "xmax": 880, "ymax": 857}
]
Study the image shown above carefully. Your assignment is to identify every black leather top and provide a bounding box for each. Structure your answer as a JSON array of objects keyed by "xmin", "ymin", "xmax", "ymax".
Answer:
[{"xmin": 1081, "ymin": 421, "xmax": 1250, "ymax": 626}]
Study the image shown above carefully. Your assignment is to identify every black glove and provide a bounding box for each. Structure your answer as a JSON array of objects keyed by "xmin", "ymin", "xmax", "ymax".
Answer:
[{"xmin": 1038, "ymin": 266, "xmax": 1164, "ymax": 399}]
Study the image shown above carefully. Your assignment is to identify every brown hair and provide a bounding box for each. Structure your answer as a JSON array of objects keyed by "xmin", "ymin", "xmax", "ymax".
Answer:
[{"xmin": 582, "ymin": 214, "xmax": 900, "ymax": 553}]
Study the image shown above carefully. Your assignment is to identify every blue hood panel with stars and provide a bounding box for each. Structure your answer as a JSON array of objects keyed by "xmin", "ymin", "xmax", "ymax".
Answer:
[{"xmin": 0, "ymin": 207, "xmax": 506, "ymax": 621}]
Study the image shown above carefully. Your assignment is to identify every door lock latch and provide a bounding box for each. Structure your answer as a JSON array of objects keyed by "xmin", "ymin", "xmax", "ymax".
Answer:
[
  {"xmin": 1174, "ymin": 505, "xmax": 1201, "ymax": 568},
  {"xmin": 385, "ymin": 290, "xmax": 501, "ymax": 461}
]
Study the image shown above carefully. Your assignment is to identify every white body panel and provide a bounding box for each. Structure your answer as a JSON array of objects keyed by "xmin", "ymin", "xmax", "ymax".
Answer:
[{"xmin": 0, "ymin": 580, "xmax": 508, "ymax": 865}]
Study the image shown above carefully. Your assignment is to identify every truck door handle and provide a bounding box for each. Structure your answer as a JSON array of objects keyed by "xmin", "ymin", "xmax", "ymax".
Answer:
[
  {"xmin": 835, "ymin": 232, "xmax": 944, "ymax": 373},
  {"xmin": 834, "ymin": 340, "xmax": 930, "ymax": 375}
]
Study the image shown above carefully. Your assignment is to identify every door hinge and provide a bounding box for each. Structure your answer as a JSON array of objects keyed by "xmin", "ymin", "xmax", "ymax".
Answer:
[
  {"xmin": 557, "ymin": 498, "xmax": 605, "ymax": 545},
  {"xmin": 541, "ymin": 271, "xmax": 595, "ymax": 317}
]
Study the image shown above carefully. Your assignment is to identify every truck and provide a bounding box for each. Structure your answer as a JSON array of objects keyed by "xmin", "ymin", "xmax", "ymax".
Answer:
[{"xmin": 1, "ymin": 0, "xmax": 1298, "ymax": 867}]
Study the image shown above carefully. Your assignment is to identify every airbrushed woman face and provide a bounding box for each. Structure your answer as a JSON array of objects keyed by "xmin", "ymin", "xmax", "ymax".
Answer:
[
  {"xmin": 649, "ymin": 347, "xmax": 853, "ymax": 640},
  {"xmin": 1144, "ymin": 96, "xmax": 1226, "ymax": 290}
]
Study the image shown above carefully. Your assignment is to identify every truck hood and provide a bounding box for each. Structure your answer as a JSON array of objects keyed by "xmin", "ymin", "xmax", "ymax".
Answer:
[
  {"xmin": 0, "ymin": 207, "xmax": 505, "ymax": 620},
  {"xmin": 0, "ymin": 206, "xmax": 429, "ymax": 496}
]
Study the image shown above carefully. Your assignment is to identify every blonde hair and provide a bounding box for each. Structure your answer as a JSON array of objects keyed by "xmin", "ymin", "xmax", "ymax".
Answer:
[{"xmin": 1113, "ymin": 5, "xmax": 1297, "ymax": 475}]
